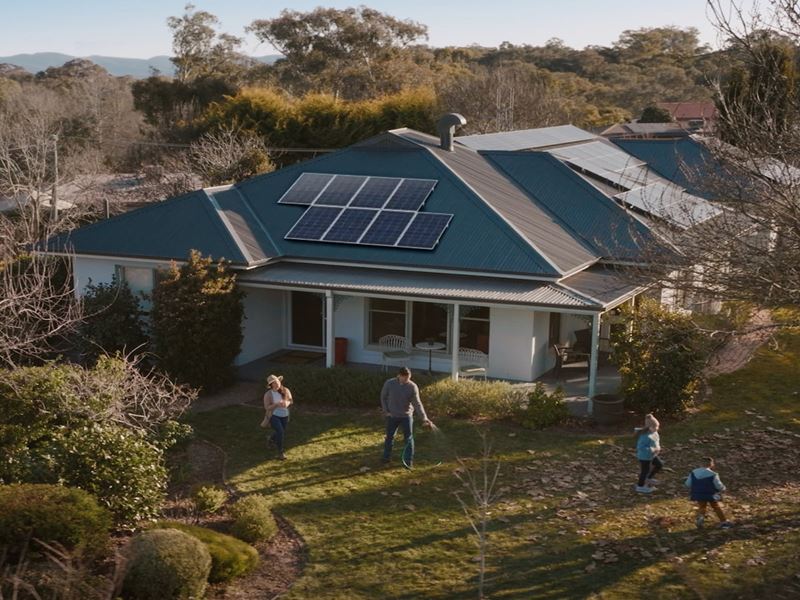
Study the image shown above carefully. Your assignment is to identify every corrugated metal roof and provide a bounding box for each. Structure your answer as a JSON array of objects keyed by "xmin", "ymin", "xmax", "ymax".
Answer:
[
  {"xmin": 43, "ymin": 189, "xmax": 249, "ymax": 264},
  {"xmin": 559, "ymin": 265, "xmax": 645, "ymax": 307},
  {"xmin": 239, "ymin": 262, "xmax": 597, "ymax": 308},
  {"xmin": 482, "ymin": 151, "xmax": 653, "ymax": 260},
  {"xmin": 393, "ymin": 129, "xmax": 598, "ymax": 275},
  {"xmin": 456, "ymin": 125, "xmax": 595, "ymax": 151}
]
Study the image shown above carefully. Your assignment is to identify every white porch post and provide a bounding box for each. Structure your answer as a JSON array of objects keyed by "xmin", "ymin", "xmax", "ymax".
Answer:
[
  {"xmin": 325, "ymin": 290, "xmax": 334, "ymax": 368},
  {"xmin": 451, "ymin": 303, "xmax": 460, "ymax": 381},
  {"xmin": 587, "ymin": 312, "xmax": 601, "ymax": 414}
]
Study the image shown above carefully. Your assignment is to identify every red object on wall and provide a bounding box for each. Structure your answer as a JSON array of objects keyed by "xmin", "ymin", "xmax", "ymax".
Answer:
[{"xmin": 334, "ymin": 337, "xmax": 348, "ymax": 365}]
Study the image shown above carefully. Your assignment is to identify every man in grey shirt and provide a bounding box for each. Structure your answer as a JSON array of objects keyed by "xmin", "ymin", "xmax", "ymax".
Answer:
[{"xmin": 381, "ymin": 366, "xmax": 434, "ymax": 468}]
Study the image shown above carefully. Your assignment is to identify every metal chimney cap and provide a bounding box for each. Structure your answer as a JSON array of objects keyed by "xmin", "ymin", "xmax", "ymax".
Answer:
[{"xmin": 436, "ymin": 113, "xmax": 467, "ymax": 151}]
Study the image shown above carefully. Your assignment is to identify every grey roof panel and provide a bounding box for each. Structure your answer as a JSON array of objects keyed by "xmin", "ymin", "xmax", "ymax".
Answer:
[
  {"xmin": 559, "ymin": 265, "xmax": 644, "ymax": 307},
  {"xmin": 206, "ymin": 186, "xmax": 278, "ymax": 263},
  {"xmin": 239, "ymin": 262, "xmax": 596, "ymax": 308},
  {"xmin": 457, "ymin": 125, "xmax": 595, "ymax": 151},
  {"xmin": 394, "ymin": 129, "xmax": 597, "ymax": 274}
]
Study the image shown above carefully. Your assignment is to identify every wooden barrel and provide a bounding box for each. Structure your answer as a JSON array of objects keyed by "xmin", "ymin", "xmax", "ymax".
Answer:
[{"xmin": 592, "ymin": 394, "xmax": 624, "ymax": 425}]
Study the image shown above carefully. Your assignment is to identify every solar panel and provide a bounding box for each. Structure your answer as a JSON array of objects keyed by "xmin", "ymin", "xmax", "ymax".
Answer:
[
  {"xmin": 278, "ymin": 173, "xmax": 333, "ymax": 205},
  {"xmin": 285, "ymin": 206, "xmax": 342, "ymax": 240},
  {"xmin": 360, "ymin": 211, "xmax": 414, "ymax": 246},
  {"xmin": 313, "ymin": 174, "xmax": 367, "ymax": 206},
  {"xmin": 384, "ymin": 178, "xmax": 436, "ymax": 211},
  {"xmin": 323, "ymin": 208, "xmax": 378, "ymax": 243},
  {"xmin": 350, "ymin": 177, "xmax": 401, "ymax": 208},
  {"xmin": 397, "ymin": 212, "xmax": 452, "ymax": 250}
]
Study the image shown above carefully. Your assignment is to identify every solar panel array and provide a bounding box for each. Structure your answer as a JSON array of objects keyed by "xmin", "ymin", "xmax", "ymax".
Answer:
[
  {"xmin": 548, "ymin": 140, "xmax": 720, "ymax": 229},
  {"xmin": 279, "ymin": 173, "xmax": 452, "ymax": 250}
]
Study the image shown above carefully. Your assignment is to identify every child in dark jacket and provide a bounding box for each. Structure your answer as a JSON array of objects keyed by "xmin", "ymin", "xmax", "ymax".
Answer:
[{"xmin": 685, "ymin": 457, "xmax": 732, "ymax": 529}]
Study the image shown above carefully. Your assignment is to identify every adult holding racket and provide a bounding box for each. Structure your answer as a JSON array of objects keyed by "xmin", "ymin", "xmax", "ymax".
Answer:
[{"xmin": 380, "ymin": 366, "xmax": 434, "ymax": 469}]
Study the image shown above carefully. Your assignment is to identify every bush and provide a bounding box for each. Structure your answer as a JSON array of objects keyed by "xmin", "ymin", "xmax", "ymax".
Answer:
[
  {"xmin": 512, "ymin": 384, "xmax": 569, "ymax": 429},
  {"xmin": 79, "ymin": 276, "xmax": 147, "ymax": 363},
  {"xmin": 47, "ymin": 424, "xmax": 167, "ymax": 525},
  {"xmin": 156, "ymin": 521, "xmax": 259, "ymax": 583},
  {"xmin": 151, "ymin": 251, "xmax": 244, "ymax": 392},
  {"xmin": 421, "ymin": 378, "xmax": 522, "ymax": 419},
  {"xmin": 612, "ymin": 299, "xmax": 709, "ymax": 415},
  {"xmin": 229, "ymin": 495, "xmax": 277, "ymax": 543},
  {"xmin": 0, "ymin": 484, "xmax": 111, "ymax": 560},
  {"xmin": 192, "ymin": 485, "xmax": 228, "ymax": 515},
  {"xmin": 122, "ymin": 528, "xmax": 211, "ymax": 600}
]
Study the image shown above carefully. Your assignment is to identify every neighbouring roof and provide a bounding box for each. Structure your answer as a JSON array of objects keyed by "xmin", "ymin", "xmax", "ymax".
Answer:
[
  {"xmin": 657, "ymin": 101, "xmax": 718, "ymax": 121},
  {"xmin": 601, "ymin": 122, "xmax": 689, "ymax": 138},
  {"xmin": 238, "ymin": 262, "xmax": 601, "ymax": 309},
  {"xmin": 456, "ymin": 125, "xmax": 595, "ymax": 151}
]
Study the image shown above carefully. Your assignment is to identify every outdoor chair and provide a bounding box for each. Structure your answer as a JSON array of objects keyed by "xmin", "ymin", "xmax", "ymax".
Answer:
[
  {"xmin": 458, "ymin": 347, "xmax": 488, "ymax": 380},
  {"xmin": 378, "ymin": 335, "xmax": 411, "ymax": 372},
  {"xmin": 552, "ymin": 343, "xmax": 590, "ymax": 380}
]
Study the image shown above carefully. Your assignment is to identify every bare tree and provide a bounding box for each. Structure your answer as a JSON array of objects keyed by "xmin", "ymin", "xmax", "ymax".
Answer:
[
  {"xmin": 453, "ymin": 431, "xmax": 502, "ymax": 600},
  {"xmin": 189, "ymin": 127, "xmax": 273, "ymax": 186}
]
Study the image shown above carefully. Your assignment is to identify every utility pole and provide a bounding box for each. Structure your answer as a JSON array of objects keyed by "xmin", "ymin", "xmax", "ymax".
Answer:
[{"xmin": 50, "ymin": 134, "xmax": 59, "ymax": 222}]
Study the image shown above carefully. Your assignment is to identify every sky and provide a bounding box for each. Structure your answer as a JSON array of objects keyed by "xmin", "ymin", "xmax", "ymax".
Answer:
[{"xmin": 0, "ymin": 0, "xmax": 742, "ymax": 58}]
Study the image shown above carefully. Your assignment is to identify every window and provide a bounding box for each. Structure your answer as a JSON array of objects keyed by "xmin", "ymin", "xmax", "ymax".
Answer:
[
  {"xmin": 460, "ymin": 305, "xmax": 490, "ymax": 353},
  {"xmin": 411, "ymin": 302, "xmax": 448, "ymax": 348},
  {"xmin": 116, "ymin": 266, "xmax": 153, "ymax": 297},
  {"xmin": 368, "ymin": 298, "xmax": 406, "ymax": 344}
]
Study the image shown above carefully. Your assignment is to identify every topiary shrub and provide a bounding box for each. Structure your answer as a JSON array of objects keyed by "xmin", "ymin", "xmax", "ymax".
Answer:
[
  {"xmin": 47, "ymin": 423, "xmax": 167, "ymax": 525},
  {"xmin": 512, "ymin": 383, "xmax": 570, "ymax": 429},
  {"xmin": 229, "ymin": 495, "xmax": 277, "ymax": 543},
  {"xmin": 0, "ymin": 484, "xmax": 111, "ymax": 560},
  {"xmin": 192, "ymin": 485, "xmax": 228, "ymax": 515},
  {"xmin": 150, "ymin": 251, "xmax": 244, "ymax": 392},
  {"xmin": 421, "ymin": 378, "xmax": 522, "ymax": 419},
  {"xmin": 79, "ymin": 276, "xmax": 147, "ymax": 364},
  {"xmin": 156, "ymin": 521, "xmax": 259, "ymax": 583},
  {"xmin": 121, "ymin": 528, "xmax": 211, "ymax": 600},
  {"xmin": 612, "ymin": 298, "xmax": 709, "ymax": 416}
]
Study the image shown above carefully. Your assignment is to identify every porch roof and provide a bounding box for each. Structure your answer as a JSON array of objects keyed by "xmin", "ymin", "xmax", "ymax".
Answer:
[
  {"xmin": 237, "ymin": 262, "xmax": 601, "ymax": 309},
  {"xmin": 559, "ymin": 265, "xmax": 645, "ymax": 308}
]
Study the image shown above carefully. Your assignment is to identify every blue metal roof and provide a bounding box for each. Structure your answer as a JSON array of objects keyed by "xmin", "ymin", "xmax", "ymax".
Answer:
[
  {"xmin": 611, "ymin": 138, "xmax": 721, "ymax": 199},
  {"xmin": 482, "ymin": 151, "xmax": 653, "ymax": 260},
  {"xmin": 43, "ymin": 190, "xmax": 250, "ymax": 264}
]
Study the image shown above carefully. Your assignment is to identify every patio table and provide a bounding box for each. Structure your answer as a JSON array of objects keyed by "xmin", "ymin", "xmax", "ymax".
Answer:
[{"xmin": 415, "ymin": 341, "xmax": 446, "ymax": 374}]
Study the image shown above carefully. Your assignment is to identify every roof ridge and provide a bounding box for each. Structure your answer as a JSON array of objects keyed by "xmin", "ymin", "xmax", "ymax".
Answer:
[{"xmin": 197, "ymin": 190, "xmax": 251, "ymax": 263}]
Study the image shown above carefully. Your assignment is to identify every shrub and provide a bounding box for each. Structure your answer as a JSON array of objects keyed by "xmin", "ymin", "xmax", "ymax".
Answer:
[
  {"xmin": 79, "ymin": 276, "xmax": 147, "ymax": 363},
  {"xmin": 121, "ymin": 528, "xmax": 211, "ymax": 600},
  {"xmin": 612, "ymin": 299, "xmax": 709, "ymax": 416},
  {"xmin": 0, "ymin": 484, "xmax": 111, "ymax": 560},
  {"xmin": 156, "ymin": 521, "xmax": 259, "ymax": 583},
  {"xmin": 47, "ymin": 424, "xmax": 167, "ymax": 525},
  {"xmin": 192, "ymin": 485, "xmax": 228, "ymax": 515},
  {"xmin": 265, "ymin": 366, "xmax": 436, "ymax": 408},
  {"xmin": 151, "ymin": 251, "xmax": 244, "ymax": 392},
  {"xmin": 421, "ymin": 378, "xmax": 522, "ymax": 419},
  {"xmin": 229, "ymin": 495, "xmax": 277, "ymax": 543},
  {"xmin": 512, "ymin": 383, "xmax": 569, "ymax": 429}
]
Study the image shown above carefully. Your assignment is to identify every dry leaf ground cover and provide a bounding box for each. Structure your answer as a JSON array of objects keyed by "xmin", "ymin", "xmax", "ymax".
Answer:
[{"xmin": 186, "ymin": 331, "xmax": 800, "ymax": 599}]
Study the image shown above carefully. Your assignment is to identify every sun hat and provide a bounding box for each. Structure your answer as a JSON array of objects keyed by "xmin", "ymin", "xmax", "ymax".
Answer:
[{"xmin": 266, "ymin": 374, "xmax": 284, "ymax": 387}]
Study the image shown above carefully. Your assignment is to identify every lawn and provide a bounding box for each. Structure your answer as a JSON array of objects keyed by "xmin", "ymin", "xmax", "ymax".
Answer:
[{"xmin": 186, "ymin": 332, "xmax": 800, "ymax": 599}]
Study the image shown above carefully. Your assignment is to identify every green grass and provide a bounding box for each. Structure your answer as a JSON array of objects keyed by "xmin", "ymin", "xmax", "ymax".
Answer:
[{"xmin": 185, "ymin": 331, "xmax": 800, "ymax": 599}]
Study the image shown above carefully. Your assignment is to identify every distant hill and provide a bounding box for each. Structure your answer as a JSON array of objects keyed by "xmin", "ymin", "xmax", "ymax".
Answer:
[{"xmin": 0, "ymin": 52, "xmax": 280, "ymax": 78}]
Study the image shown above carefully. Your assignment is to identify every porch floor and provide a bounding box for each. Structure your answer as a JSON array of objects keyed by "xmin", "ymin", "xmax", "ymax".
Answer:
[{"xmin": 236, "ymin": 352, "xmax": 620, "ymax": 418}]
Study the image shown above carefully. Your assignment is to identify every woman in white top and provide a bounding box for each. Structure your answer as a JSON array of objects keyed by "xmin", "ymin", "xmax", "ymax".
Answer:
[{"xmin": 263, "ymin": 374, "xmax": 293, "ymax": 460}]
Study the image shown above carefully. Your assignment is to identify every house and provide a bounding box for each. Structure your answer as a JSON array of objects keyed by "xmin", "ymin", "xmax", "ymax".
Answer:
[
  {"xmin": 656, "ymin": 101, "xmax": 718, "ymax": 133},
  {"xmin": 41, "ymin": 118, "xmax": 722, "ymax": 410}
]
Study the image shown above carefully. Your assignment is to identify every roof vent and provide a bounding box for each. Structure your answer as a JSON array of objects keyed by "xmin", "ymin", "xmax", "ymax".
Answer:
[{"xmin": 437, "ymin": 113, "xmax": 466, "ymax": 151}]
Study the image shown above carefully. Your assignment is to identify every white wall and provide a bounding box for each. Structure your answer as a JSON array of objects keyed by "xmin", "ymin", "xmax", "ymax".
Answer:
[
  {"xmin": 237, "ymin": 287, "xmax": 285, "ymax": 365},
  {"xmin": 73, "ymin": 256, "xmax": 169, "ymax": 296},
  {"xmin": 488, "ymin": 307, "xmax": 535, "ymax": 381},
  {"xmin": 532, "ymin": 311, "xmax": 553, "ymax": 379}
]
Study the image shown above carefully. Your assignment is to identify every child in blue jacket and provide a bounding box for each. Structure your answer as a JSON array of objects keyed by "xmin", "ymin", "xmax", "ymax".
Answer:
[
  {"xmin": 635, "ymin": 413, "xmax": 662, "ymax": 493},
  {"xmin": 685, "ymin": 457, "xmax": 732, "ymax": 529}
]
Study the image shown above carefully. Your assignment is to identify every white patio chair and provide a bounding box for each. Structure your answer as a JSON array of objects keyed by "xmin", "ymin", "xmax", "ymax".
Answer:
[
  {"xmin": 378, "ymin": 335, "xmax": 411, "ymax": 372},
  {"xmin": 458, "ymin": 347, "xmax": 488, "ymax": 380}
]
